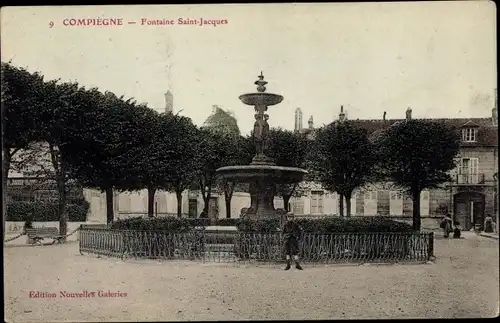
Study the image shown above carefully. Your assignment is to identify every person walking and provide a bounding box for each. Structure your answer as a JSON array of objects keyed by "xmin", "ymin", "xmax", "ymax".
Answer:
[
  {"xmin": 440, "ymin": 214, "xmax": 453, "ymax": 238},
  {"xmin": 282, "ymin": 212, "xmax": 304, "ymax": 270},
  {"xmin": 484, "ymin": 214, "xmax": 494, "ymax": 233}
]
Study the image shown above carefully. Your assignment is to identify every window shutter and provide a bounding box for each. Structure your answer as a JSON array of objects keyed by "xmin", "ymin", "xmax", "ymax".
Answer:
[{"xmin": 471, "ymin": 158, "xmax": 479, "ymax": 183}]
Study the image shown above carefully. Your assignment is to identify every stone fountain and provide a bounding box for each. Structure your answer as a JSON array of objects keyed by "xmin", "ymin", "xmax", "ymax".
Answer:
[{"xmin": 216, "ymin": 73, "xmax": 308, "ymax": 220}]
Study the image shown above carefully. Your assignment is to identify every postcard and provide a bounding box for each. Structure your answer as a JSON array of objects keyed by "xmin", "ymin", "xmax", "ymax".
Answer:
[{"xmin": 2, "ymin": 2, "xmax": 498, "ymax": 322}]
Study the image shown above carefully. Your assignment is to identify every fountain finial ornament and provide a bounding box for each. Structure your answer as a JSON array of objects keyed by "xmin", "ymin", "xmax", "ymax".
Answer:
[{"xmin": 255, "ymin": 71, "xmax": 268, "ymax": 93}]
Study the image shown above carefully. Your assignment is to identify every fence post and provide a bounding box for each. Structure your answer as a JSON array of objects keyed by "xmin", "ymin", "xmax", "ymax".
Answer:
[
  {"xmin": 427, "ymin": 232, "xmax": 434, "ymax": 259},
  {"xmin": 120, "ymin": 231, "xmax": 126, "ymax": 260},
  {"xmin": 78, "ymin": 226, "xmax": 83, "ymax": 255}
]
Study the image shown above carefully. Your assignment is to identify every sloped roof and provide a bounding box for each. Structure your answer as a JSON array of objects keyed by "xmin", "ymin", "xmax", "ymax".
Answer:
[
  {"xmin": 299, "ymin": 117, "xmax": 497, "ymax": 147},
  {"xmin": 461, "ymin": 120, "xmax": 480, "ymax": 128}
]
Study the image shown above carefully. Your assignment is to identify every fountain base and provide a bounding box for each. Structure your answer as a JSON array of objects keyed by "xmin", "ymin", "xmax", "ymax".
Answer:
[
  {"xmin": 216, "ymin": 164, "xmax": 308, "ymax": 220},
  {"xmin": 243, "ymin": 179, "xmax": 277, "ymax": 219}
]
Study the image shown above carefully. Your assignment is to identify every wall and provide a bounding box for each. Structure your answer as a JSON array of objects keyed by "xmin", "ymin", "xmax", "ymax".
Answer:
[
  {"xmin": 83, "ymin": 188, "xmax": 113, "ymax": 223},
  {"xmin": 116, "ymin": 189, "xmax": 190, "ymax": 217},
  {"xmin": 109, "ymin": 183, "xmax": 484, "ymax": 219},
  {"xmin": 288, "ymin": 183, "xmax": 436, "ymax": 218}
]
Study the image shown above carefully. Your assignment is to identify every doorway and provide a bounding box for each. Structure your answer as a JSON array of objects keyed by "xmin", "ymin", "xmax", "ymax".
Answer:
[{"xmin": 453, "ymin": 191, "xmax": 485, "ymax": 231}]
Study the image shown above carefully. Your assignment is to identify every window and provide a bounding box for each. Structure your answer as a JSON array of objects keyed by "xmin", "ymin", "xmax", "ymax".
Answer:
[
  {"xmin": 293, "ymin": 199, "xmax": 304, "ymax": 215},
  {"xmin": 310, "ymin": 191, "xmax": 324, "ymax": 214},
  {"xmin": 390, "ymin": 191, "xmax": 403, "ymax": 200},
  {"xmin": 420, "ymin": 190, "xmax": 430, "ymax": 216},
  {"xmin": 119, "ymin": 193, "xmax": 131, "ymax": 212},
  {"xmin": 459, "ymin": 157, "xmax": 479, "ymax": 183},
  {"xmin": 389, "ymin": 191, "xmax": 403, "ymax": 216},
  {"xmin": 364, "ymin": 191, "xmax": 378, "ymax": 200},
  {"xmin": 363, "ymin": 190, "xmax": 378, "ymax": 216},
  {"xmin": 462, "ymin": 128, "xmax": 477, "ymax": 142}
]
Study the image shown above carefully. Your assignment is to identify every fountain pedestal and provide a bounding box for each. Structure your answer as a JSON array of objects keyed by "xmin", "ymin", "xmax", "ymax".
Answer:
[
  {"xmin": 215, "ymin": 72, "xmax": 307, "ymax": 221},
  {"xmin": 247, "ymin": 180, "xmax": 277, "ymax": 219}
]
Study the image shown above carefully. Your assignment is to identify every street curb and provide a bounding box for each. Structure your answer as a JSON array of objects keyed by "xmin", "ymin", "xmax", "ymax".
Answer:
[{"xmin": 479, "ymin": 233, "xmax": 499, "ymax": 240}]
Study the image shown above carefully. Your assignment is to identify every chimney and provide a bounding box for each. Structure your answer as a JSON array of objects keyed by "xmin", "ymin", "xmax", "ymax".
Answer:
[
  {"xmin": 165, "ymin": 91, "xmax": 174, "ymax": 114},
  {"xmin": 383, "ymin": 111, "xmax": 387, "ymax": 121},
  {"xmin": 339, "ymin": 105, "xmax": 346, "ymax": 122},
  {"xmin": 406, "ymin": 107, "xmax": 412, "ymax": 121},
  {"xmin": 308, "ymin": 115, "xmax": 314, "ymax": 129},
  {"xmin": 294, "ymin": 108, "xmax": 303, "ymax": 131}
]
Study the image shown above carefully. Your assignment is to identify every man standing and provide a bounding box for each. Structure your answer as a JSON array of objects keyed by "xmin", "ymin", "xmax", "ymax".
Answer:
[{"xmin": 282, "ymin": 212, "xmax": 304, "ymax": 270}]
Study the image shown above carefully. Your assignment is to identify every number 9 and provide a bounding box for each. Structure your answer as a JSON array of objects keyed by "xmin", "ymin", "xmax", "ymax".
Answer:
[{"xmin": 49, "ymin": 21, "xmax": 54, "ymax": 28}]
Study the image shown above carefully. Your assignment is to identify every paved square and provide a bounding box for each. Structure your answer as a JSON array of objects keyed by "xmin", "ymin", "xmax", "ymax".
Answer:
[{"xmin": 4, "ymin": 232, "xmax": 499, "ymax": 321}]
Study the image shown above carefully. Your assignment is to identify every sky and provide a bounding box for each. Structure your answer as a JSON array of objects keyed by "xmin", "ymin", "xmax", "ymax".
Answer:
[{"xmin": 1, "ymin": 2, "xmax": 497, "ymax": 135}]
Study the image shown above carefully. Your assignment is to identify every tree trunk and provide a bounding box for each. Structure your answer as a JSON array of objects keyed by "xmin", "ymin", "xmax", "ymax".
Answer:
[
  {"xmin": 345, "ymin": 192, "xmax": 352, "ymax": 217},
  {"xmin": 339, "ymin": 193, "xmax": 344, "ymax": 217},
  {"xmin": 49, "ymin": 144, "xmax": 69, "ymax": 241},
  {"xmin": 199, "ymin": 179, "xmax": 207, "ymax": 214},
  {"xmin": 147, "ymin": 186, "xmax": 156, "ymax": 217},
  {"xmin": 283, "ymin": 195, "xmax": 292, "ymax": 213},
  {"xmin": 2, "ymin": 146, "xmax": 12, "ymax": 239},
  {"xmin": 225, "ymin": 197, "xmax": 231, "ymax": 219},
  {"xmin": 57, "ymin": 179, "xmax": 68, "ymax": 241},
  {"xmin": 176, "ymin": 189, "xmax": 183, "ymax": 218},
  {"xmin": 224, "ymin": 190, "xmax": 231, "ymax": 219},
  {"xmin": 412, "ymin": 189, "xmax": 422, "ymax": 231},
  {"xmin": 105, "ymin": 187, "xmax": 114, "ymax": 224},
  {"xmin": 224, "ymin": 181, "xmax": 234, "ymax": 219},
  {"xmin": 200, "ymin": 178, "xmax": 212, "ymax": 214}
]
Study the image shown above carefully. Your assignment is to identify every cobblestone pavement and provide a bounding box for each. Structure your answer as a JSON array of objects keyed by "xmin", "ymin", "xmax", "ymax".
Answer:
[{"xmin": 4, "ymin": 233, "xmax": 499, "ymax": 322}]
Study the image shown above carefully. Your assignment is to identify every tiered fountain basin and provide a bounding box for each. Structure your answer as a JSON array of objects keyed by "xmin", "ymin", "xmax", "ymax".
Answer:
[
  {"xmin": 238, "ymin": 92, "xmax": 283, "ymax": 106},
  {"xmin": 216, "ymin": 164, "xmax": 307, "ymax": 184}
]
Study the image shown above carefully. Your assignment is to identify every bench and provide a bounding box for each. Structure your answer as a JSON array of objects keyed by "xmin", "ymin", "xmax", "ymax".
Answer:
[{"xmin": 25, "ymin": 227, "xmax": 65, "ymax": 245}]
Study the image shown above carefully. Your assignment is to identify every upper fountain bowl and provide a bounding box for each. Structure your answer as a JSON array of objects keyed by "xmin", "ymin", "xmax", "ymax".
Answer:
[
  {"xmin": 216, "ymin": 164, "xmax": 308, "ymax": 184},
  {"xmin": 239, "ymin": 92, "xmax": 284, "ymax": 106}
]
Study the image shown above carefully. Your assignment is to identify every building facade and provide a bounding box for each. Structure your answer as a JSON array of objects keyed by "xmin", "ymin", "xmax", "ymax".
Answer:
[{"xmin": 292, "ymin": 105, "xmax": 498, "ymax": 230}]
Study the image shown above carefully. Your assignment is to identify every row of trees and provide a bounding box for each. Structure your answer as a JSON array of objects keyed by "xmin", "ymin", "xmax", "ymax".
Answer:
[
  {"xmin": 2, "ymin": 61, "xmax": 461, "ymax": 236},
  {"xmin": 1, "ymin": 62, "xmax": 311, "ymax": 237},
  {"xmin": 311, "ymin": 120, "xmax": 460, "ymax": 230}
]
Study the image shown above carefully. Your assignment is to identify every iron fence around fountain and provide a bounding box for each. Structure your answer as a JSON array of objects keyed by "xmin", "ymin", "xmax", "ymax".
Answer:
[{"xmin": 79, "ymin": 228, "xmax": 434, "ymax": 263}]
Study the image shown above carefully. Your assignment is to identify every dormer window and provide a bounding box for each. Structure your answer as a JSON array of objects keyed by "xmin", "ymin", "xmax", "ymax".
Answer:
[{"xmin": 462, "ymin": 127, "xmax": 477, "ymax": 142}]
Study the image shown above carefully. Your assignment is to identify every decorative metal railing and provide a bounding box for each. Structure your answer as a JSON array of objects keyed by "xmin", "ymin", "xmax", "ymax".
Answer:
[
  {"xmin": 455, "ymin": 173, "xmax": 485, "ymax": 185},
  {"xmin": 79, "ymin": 228, "xmax": 434, "ymax": 263}
]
